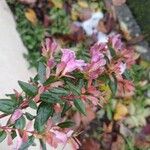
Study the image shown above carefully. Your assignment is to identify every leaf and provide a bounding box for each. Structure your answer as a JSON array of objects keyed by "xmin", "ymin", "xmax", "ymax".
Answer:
[
  {"xmin": 19, "ymin": 135, "xmax": 35, "ymax": 150},
  {"xmin": 50, "ymin": 88, "xmax": 68, "ymax": 95},
  {"xmin": 0, "ymin": 131, "xmax": 7, "ymax": 143},
  {"xmin": 38, "ymin": 62, "xmax": 46, "ymax": 84},
  {"xmin": 114, "ymin": 103, "xmax": 128, "ymax": 121},
  {"xmin": 51, "ymin": 0, "xmax": 63, "ymax": 8},
  {"xmin": 40, "ymin": 139, "xmax": 47, "ymax": 150},
  {"xmin": 109, "ymin": 46, "xmax": 116, "ymax": 58},
  {"xmin": 40, "ymin": 92, "xmax": 62, "ymax": 104},
  {"xmin": 58, "ymin": 120, "xmax": 75, "ymax": 128},
  {"xmin": 43, "ymin": 76, "xmax": 55, "ymax": 86},
  {"xmin": 25, "ymin": 112, "xmax": 35, "ymax": 120},
  {"xmin": 18, "ymin": 81, "xmax": 37, "ymax": 96},
  {"xmin": 29, "ymin": 99, "xmax": 37, "ymax": 110},
  {"xmin": 61, "ymin": 102, "xmax": 72, "ymax": 117},
  {"xmin": 0, "ymin": 99, "xmax": 17, "ymax": 114},
  {"xmin": 108, "ymin": 74, "xmax": 117, "ymax": 96},
  {"xmin": 106, "ymin": 105, "xmax": 112, "ymax": 120},
  {"xmin": 15, "ymin": 116, "xmax": 26, "ymax": 129},
  {"xmin": 66, "ymin": 81, "xmax": 80, "ymax": 95},
  {"xmin": 123, "ymin": 70, "xmax": 131, "ymax": 80},
  {"xmin": 74, "ymin": 99, "xmax": 86, "ymax": 115},
  {"xmin": 34, "ymin": 102, "xmax": 54, "ymax": 132},
  {"xmin": 78, "ymin": 1, "xmax": 88, "ymax": 8},
  {"xmin": 25, "ymin": 8, "xmax": 37, "ymax": 25}
]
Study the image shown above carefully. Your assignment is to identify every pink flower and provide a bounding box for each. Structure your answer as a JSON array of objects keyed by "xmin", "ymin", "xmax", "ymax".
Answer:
[
  {"xmin": 42, "ymin": 38, "xmax": 58, "ymax": 59},
  {"xmin": 10, "ymin": 109, "xmax": 23, "ymax": 123},
  {"xmin": 109, "ymin": 34, "xmax": 123, "ymax": 50},
  {"xmin": 112, "ymin": 62, "xmax": 126, "ymax": 75},
  {"xmin": 120, "ymin": 49, "xmax": 136, "ymax": 68},
  {"xmin": 85, "ymin": 50, "xmax": 106, "ymax": 79},
  {"xmin": 56, "ymin": 49, "xmax": 86, "ymax": 76}
]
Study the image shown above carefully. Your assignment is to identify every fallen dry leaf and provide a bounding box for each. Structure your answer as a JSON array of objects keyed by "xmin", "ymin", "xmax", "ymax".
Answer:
[
  {"xmin": 25, "ymin": 8, "xmax": 37, "ymax": 25},
  {"xmin": 78, "ymin": 1, "xmax": 89, "ymax": 8},
  {"xmin": 112, "ymin": 0, "xmax": 126, "ymax": 6},
  {"xmin": 50, "ymin": 0, "xmax": 63, "ymax": 8},
  {"xmin": 114, "ymin": 103, "xmax": 128, "ymax": 121}
]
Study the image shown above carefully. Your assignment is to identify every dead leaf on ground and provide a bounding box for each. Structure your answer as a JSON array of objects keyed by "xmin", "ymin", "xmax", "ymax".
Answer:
[
  {"xmin": 114, "ymin": 103, "xmax": 128, "ymax": 121},
  {"xmin": 25, "ymin": 8, "xmax": 37, "ymax": 25}
]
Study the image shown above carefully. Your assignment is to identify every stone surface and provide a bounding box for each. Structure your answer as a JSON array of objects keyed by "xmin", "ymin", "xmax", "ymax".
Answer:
[
  {"xmin": 114, "ymin": 3, "xmax": 150, "ymax": 61},
  {"xmin": 105, "ymin": 0, "xmax": 150, "ymax": 61}
]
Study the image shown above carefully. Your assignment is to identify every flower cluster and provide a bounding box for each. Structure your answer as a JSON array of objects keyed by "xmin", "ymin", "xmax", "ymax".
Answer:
[{"xmin": 0, "ymin": 35, "xmax": 136, "ymax": 149}]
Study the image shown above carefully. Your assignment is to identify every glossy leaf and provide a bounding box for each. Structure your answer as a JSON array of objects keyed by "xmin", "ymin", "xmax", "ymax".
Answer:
[
  {"xmin": 58, "ymin": 120, "xmax": 75, "ymax": 128},
  {"xmin": 34, "ymin": 102, "xmax": 54, "ymax": 132},
  {"xmin": 61, "ymin": 102, "xmax": 72, "ymax": 117},
  {"xmin": 29, "ymin": 99, "xmax": 37, "ymax": 110},
  {"xmin": 15, "ymin": 116, "xmax": 26, "ymax": 129},
  {"xmin": 0, "ymin": 99, "xmax": 17, "ymax": 114},
  {"xmin": 74, "ymin": 99, "xmax": 86, "ymax": 115},
  {"xmin": 108, "ymin": 74, "xmax": 117, "ymax": 96},
  {"xmin": 18, "ymin": 81, "xmax": 37, "ymax": 96},
  {"xmin": 0, "ymin": 131, "xmax": 7, "ymax": 143},
  {"xmin": 40, "ymin": 92, "xmax": 62, "ymax": 104},
  {"xmin": 66, "ymin": 81, "xmax": 80, "ymax": 95}
]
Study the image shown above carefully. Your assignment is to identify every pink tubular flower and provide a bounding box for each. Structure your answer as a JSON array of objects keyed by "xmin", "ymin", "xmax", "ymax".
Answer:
[
  {"xmin": 56, "ymin": 49, "xmax": 86, "ymax": 76},
  {"xmin": 42, "ymin": 38, "xmax": 58, "ymax": 59},
  {"xmin": 112, "ymin": 61, "xmax": 126, "ymax": 75},
  {"xmin": 109, "ymin": 34, "xmax": 123, "ymax": 51},
  {"xmin": 85, "ymin": 50, "xmax": 106, "ymax": 79},
  {"xmin": 10, "ymin": 109, "xmax": 23, "ymax": 123}
]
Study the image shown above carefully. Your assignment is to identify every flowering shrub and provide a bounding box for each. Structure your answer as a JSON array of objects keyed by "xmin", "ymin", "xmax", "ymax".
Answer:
[{"xmin": 0, "ymin": 35, "xmax": 136, "ymax": 149}]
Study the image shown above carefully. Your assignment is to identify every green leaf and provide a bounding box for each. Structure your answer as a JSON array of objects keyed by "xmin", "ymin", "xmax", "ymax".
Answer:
[
  {"xmin": 38, "ymin": 62, "xmax": 46, "ymax": 84},
  {"xmin": 50, "ymin": 88, "xmax": 68, "ymax": 95},
  {"xmin": 66, "ymin": 81, "xmax": 80, "ymax": 95},
  {"xmin": 18, "ymin": 81, "xmax": 37, "ymax": 96},
  {"xmin": 19, "ymin": 136, "xmax": 35, "ymax": 150},
  {"xmin": 0, "ymin": 99, "xmax": 17, "ymax": 114},
  {"xmin": 29, "ymin": 99, "xmax": 37, "ymax": 110},
  {"xmin": 109, "ymin": 74, "xmax": 117, "ymax": 96},
  {"xmin": 43, "ymin": 76, "xmax": 55, "ymax": 86},
  {"xmin": 123, "ymin": 69, "xmax": 131, "ymax": 80},
  {"xmin": 58, "ymin": 120, "xmax": 75, "ymax": 128},
  {"xmin": 34, "ymin": 102, "xmax": 54, "ymax": 132},
  {"xmin": 61, "ymin": 102, "xmax": 71, "ymax": 117},
  {"xmin": 106, "ymin": 105, "xmax": 112, "ymax": 120},
  {"xmin": 0, "ymin": 131, "xmax": 7, "ymax": 143},
  {"xmin": 74, "ymin": 99, "xmax": 86, "ymax": 115},
  {"xmin": 109, "ymin": 46, "xmax": 116, "ymax": 57},
  {"xmin": 40, "ymin": 139, "xmax": 47, "ymax": 150},
  {"xmin": 25, "ymin": 112, "xmax": 35, "ymax": 120},
  {"xmin": 41, "ymin": 92, "xmax": 62, "ymax": 104},
  {"xmin": 15, "ymin": 116, "xmax": 26, "ymax": 129}
]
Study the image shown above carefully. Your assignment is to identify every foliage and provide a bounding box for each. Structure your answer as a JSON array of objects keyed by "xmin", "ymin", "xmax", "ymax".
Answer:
[{"xmin": 0, "ymin": 35, "xmax": 137, "ymax": 149}]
